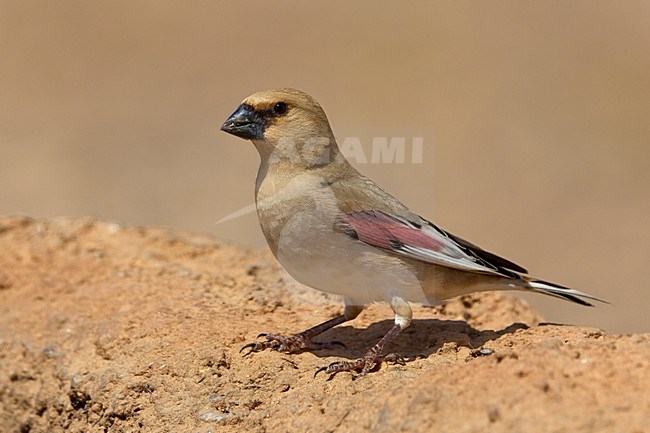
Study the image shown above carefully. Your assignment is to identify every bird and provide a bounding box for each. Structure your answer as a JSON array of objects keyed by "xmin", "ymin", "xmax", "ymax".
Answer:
[{"xmin": 220, "ymin": 88, "xmax": 605, "ymax": 378}]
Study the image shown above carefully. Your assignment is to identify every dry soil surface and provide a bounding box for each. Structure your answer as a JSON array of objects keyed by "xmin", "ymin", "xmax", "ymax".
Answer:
[{"xmin": 0, "ymin": 217, "xmax": 648, "ymax": 433}]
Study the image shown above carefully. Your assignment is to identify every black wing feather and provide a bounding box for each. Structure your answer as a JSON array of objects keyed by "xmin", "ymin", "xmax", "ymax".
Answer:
[{"xmin": 420, "ymin": 218, "xmax": 528, "ymax": 276}]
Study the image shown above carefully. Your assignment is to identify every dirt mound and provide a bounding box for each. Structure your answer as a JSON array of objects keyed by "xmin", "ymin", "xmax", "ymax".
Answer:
[{"xmin": 0, "ymin": 217, "xmax": 647, "ymax": 433}]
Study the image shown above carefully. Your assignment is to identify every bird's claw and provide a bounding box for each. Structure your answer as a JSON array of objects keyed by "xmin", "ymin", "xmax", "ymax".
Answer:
[
  {"xmin": 240, "ymin": 332, "xmax": 346, "ymax": 356},
  {"xmin": 239, "ymin": 341, "xmax": 268, "ymax": 356},
  {"xmin": 313, "ymin": 352, "xmax": 404, "ymax": 379}
]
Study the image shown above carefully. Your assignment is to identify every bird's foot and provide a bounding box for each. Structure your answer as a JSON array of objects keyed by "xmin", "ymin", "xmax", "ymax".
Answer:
[
  {"xmin": 240, "ymin": 332, "xmax": 346, "ymax": 356},
  {"xmin": 314, "ymin": 352, "xmax": 404, "ymax": 379},
  {"xmin": 314, "ymin": 323, "xmax": 405, "ymax": 379}
]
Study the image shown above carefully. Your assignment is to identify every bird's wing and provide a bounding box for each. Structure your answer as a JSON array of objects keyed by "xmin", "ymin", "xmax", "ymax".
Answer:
[
  {"xmin": 441, "ymin": 230, "xmax": 528, "ymax": 274},
  {"xmin": 339, "ymin": 209, "xmax": 526, "ymax": 277}
]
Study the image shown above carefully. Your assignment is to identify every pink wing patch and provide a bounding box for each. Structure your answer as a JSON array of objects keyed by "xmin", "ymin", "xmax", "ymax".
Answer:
[{"xmin": 343, "ymin": 211, "xmax": 444, "ymax": 252}]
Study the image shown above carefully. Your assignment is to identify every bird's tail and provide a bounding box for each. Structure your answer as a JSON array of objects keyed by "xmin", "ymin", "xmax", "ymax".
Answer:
[{"xmin": 518, "ymin": 278, "xmax": 608, "ymax": 307}]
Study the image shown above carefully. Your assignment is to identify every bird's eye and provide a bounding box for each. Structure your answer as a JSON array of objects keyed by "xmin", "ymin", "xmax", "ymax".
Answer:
[{"xmin": 273, "ymin": 102, "xmax": 288, "ymax": 115}]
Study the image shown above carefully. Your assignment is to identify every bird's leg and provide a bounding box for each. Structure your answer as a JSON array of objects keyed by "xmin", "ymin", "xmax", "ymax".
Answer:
[
  {"xmin": 240, "ymin": 300, "xmax": 363, "ymax": 355},
  {"xmin": 315, "ymin": 296, "xmax": 412, "ymax": 378}
]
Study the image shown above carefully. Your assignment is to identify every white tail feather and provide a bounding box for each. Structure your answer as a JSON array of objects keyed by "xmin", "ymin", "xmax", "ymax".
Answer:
[{"xmin": 524, "ymin": 279, "xmax": 607, "ymax": 307}]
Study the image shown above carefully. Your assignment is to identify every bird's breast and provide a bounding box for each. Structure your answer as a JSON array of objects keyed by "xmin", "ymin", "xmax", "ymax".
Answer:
[{"xmin": 254, "ymin": 170, "xmax": 432, "ymax": 304}]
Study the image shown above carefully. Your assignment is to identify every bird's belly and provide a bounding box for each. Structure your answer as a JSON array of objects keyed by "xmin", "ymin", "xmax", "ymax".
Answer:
[
  {"xmin": 274, "ymin": 220, "xmax": 431, "ymax": 305},
  {"xmin": 255, "ymin": 170, "xmax": 437, "ymax": 305}
]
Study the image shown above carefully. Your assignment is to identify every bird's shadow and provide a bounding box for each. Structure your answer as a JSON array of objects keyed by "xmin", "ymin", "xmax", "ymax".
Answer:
[{"xmin": 307, "ymin": 318, "xmax": 528, "ymax": 361}]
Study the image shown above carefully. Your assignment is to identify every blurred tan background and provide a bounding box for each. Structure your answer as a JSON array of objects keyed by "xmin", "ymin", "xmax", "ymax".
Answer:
[{"xmin": 1, "ymin": 1, "xmax": 648, "ymax": 333}]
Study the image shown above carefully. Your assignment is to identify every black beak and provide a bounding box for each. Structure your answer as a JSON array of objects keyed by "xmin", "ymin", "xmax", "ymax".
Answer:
[{"xmin": 220, "ymin": 104, "xmax": 265, "ymax": 140}]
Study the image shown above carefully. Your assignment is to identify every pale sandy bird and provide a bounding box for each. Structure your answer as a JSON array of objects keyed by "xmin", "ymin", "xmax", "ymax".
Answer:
[{"xmin": 220, "ymin": 88, "xmax": 605, "ymax": 377}]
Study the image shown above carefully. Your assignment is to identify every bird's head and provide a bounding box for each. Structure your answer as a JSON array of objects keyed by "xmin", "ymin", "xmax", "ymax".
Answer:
[{"xmin": 221, "ymin": 88, "xmax": 342, "ymax": 166}]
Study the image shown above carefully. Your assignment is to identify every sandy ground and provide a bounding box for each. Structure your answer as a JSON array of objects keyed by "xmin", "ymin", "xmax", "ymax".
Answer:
[{"xmin": 0, "ymin": 216, "xmax": 648, "ymax": 433}]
